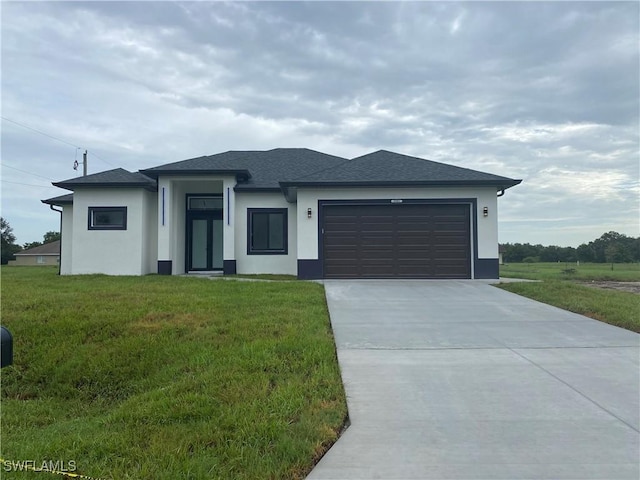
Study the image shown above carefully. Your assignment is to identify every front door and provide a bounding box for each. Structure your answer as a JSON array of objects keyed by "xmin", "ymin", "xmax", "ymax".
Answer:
[{"xmin": 187, "ymin": 212, "xmax": 223, "ymax": 271}]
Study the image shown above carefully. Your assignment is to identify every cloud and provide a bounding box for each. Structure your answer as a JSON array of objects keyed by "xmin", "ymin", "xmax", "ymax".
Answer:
[{"xmin": 1, "ymin": 1, "xmax": 638, "ymax": 246}]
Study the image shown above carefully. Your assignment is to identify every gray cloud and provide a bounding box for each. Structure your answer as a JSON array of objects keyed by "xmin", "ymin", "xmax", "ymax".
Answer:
[{"xmin": 1, "ymin": 1, "xmax": 638, "ymax": 246}]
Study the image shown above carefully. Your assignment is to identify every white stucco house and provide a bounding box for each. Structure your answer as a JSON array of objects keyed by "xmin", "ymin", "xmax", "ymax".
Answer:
[{"xmin": 43, "ymin": 149, "xmax": 521, "ymax": 279}]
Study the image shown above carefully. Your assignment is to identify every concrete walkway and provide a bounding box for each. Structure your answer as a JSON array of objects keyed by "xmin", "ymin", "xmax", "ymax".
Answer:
[{"xmin": 307, "ymin": 280, "xmax": 639, "ymax": 480}]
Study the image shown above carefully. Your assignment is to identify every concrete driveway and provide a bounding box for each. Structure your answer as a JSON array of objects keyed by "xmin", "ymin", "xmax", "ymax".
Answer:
[{"xmin": 307, "ymin": 280, "xmax": 639, "ymax": 480}]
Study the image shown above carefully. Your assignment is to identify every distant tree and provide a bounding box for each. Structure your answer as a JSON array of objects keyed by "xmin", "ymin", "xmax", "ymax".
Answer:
[
  {"xmin": 43, "ymin": 231, "xmax": 60, "ymax": 243},
  {"xmin": 558, "ymin": 246, "xmax": 577, "ymax": 262},
  {"xmin": 605, "ymin": 243, "xmax": 632, "ymax": 264},
  {"xmin": 20, "ymin": 232, "xmax": 61, "ymax": 251},
  {"xmin": 1, "ymin": 217, "xmax": 15, "ymax": 245},
  {"xmin": 23, "ymin": 241, "xmax": 43, "ymax": 251},
  {"xmin": 576, "ymin": 243, "xmax": 595, "ymax": 262},
  {"xmin": 502, "ymin": 243, "xmax": 545, "ymax": 263},
  {"xmin": 502, "ymin": 232, "xmax": 637, "ymax": 264},
  {"xmin": 540, "ymin": 245, "xmax": 561, "ymax": 262},
  {"xmin": 1, "ymin": 217, "xmax": 22, "ymax": 264},
  {"xmin": 573, "ymin": 231, "xmax": 640, "ymax": 263}
]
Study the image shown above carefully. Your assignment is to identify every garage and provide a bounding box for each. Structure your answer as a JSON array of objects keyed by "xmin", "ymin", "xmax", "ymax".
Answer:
[{"xmin": 322, "ymin": 203, "xmax": 471, "ymax": 279}]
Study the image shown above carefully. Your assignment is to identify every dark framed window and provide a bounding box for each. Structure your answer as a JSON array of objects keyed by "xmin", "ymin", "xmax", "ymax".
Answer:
[
  {"xmin": 88, "ymin": 207, "xmax": 127, "ymax": 230},
  {"xmin": 247, "ymin": 208, "xmax": 287, "ymax": 255},
  {"xmin": 188, "ymin": 196, "xmax": 223, "ymax": 210}
]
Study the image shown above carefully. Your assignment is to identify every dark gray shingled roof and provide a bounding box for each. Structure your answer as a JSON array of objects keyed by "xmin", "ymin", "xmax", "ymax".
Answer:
[
  {"xmin": 280, "ymin": 150, "xmax": 521, "ymax": 189},
  {"xmin": 52, "ymin": 168, "xmax": 157, "ymax": 191},
  {"xmin": 42, "ymin": 193, "xmax": 74, "ymax": 205},
  {"xmin": 141, "ymin": 148, "xmax": 349, "ymax": 190},
  {"xmin": 46, "ymin": 149, "xmax": 521, "ymax": 202}
]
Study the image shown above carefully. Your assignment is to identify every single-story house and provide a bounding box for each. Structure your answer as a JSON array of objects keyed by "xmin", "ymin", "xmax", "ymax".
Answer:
[
  {"xmin": 9, "ymin": 240, "xmax": 60, "ymax": 266},
  {"xmin": 42, "ymin": 149, "xmax": 521, "ymax": 279}
]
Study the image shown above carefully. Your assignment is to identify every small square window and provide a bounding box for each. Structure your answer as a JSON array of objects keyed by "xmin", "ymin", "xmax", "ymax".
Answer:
[
  {"xmin": 36, "ymin": 256, "xmax": 45, "ymax": 264},
  {"xmin": 88, "ymin": 207, "xmax": 127, "ymax": 230},
  {"xmin": 247, "ymin": 208, "xmax": 287, "ymax": 255}
]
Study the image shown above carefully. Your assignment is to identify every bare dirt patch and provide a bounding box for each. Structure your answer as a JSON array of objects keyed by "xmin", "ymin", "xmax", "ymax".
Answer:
[{"xmin": 579, "ymin": 281, "xmax": 640, "ymax": 295}]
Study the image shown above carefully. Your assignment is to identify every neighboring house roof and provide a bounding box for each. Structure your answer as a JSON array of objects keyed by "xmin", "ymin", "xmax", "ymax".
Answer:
[
  {"xmin": 42, "ymin": 193, "xmax": 74, "ymax": 206},
  {"xmin": 141, "ymin": 148, "xmax": 349, "ymax": 191},
  {"xmin": 280, "ymin": 150, "xmax": 521, "ymax": 189},
  {"xmin": 52, "ymin": 168, "xmax": 157, "ymax": 191},
  {"xmin": 15, "ymin": 240, "xmax": 60, "ymax": 256}
]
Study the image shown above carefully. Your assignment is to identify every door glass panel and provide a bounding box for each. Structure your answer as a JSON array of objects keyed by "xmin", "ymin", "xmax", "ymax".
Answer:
[
  {"xmin": 212, "ymin": 219, "xmax": 223, "ymax": 269},
  {"xmin": 191, "ymin": 219, "xmax": 208, "ymax": 269}
]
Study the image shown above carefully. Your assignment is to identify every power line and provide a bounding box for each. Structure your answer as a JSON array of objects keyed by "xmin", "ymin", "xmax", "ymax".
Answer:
[
  {"xmin": 1, "ymin": 179, "xmax": 57, "ymax": 188},
  {"xmin": 88, "ymin": 150, "xmax": 118, "ymax": 168},
  {"xmin": 1, "ymin": 116, "xmax": 119, "ymax": 169},
  {"xmin": 1, "ymin": 163, "xmax": 54, "ymax": 181},
  {"xmin": 1, "ymin": 116, "xmax": 81, "ymax": 149}
]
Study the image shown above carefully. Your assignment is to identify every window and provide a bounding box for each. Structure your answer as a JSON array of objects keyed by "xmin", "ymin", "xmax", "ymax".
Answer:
[
  {"xmin": 36, "ymin": 256, "xmax": 45, "ymax": 264},
  {"xmin": 188, "ymin": 196, "xmax": 223, "ymax": 210},
  {"xmin": 247, "ymin": 208, "xmax": 287, "ymax": 254},
  {"xmin": 88, "ymin": 207, "xmax": 127, "ymax": 230}
]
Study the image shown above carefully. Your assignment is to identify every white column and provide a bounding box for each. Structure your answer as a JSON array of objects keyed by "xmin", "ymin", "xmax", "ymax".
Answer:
[
  {"xmin": 157, "ymin": 178, "xmax": 172, "ymax": 263},
  {"xmin": 222, "ymin": 177, "xmax": 236, "ymax": 262}
]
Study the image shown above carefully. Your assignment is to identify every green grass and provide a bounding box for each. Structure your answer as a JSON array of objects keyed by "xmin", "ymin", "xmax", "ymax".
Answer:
[
  {"xmin": 500, "ymin": 262, "xmax": 640, "ymax": 281},
  {"xmin": 0, "ymin": 267, "xmax": 347, "ymax": 480},
  {"xmin": 229, "ymin": 274, "xmax": 299, "ymax": 281},
  {"xmin": 496, "ymin": 281, "xmax": 640, "ymax": 333},
  {"xmin": 498, "ymin": 262, "xmax": 640, "ymax": 333}
]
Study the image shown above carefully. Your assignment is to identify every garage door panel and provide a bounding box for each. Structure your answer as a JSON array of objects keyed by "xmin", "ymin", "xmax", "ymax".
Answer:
[{"xmin": 323, "ymin": 204, "xmax": 471, "ymax": 279}]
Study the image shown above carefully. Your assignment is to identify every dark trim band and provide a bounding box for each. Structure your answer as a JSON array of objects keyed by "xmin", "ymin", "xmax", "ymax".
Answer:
[
  {"xmin": 223, "ymin": 260, "xmax": 237, "ymax": 275},
  {"xmin": 157, "ymin": 260, "xmax": 172, "ymax": 275}
]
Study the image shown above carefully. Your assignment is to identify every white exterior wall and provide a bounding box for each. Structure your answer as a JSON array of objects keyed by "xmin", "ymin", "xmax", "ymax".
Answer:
[
  {"xmin": 60, "ymin": 205, "xmax": 74, "ymax": 274},
  {"xmin": 234, "ymin": 192, "xmax": 297, "ymax": 275},
  {"xmin": 69, "ymin": 188, "xmax": 156, "ymax": 275},
  {"xmin": 296, "ymin": 186, "xmax": 499, "ymax": 261},
  {"xmin": 156, "ymin": 176, "xmax": 235, "ymax": 274},
  {"xmin": 142, "ymin": 190, "xmax": 158, "ymax": 274}
]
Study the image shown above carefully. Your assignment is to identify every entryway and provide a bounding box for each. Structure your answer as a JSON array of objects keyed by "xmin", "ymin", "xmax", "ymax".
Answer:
[{"xmin": 186, "ymin": 195, "xmax": 223, "ymax": 272}]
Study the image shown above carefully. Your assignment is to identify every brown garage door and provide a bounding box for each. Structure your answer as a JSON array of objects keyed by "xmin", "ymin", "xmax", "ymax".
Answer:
[{"xmin": 322, "ymin": 203, "xmax": 471, "ymax": 279}]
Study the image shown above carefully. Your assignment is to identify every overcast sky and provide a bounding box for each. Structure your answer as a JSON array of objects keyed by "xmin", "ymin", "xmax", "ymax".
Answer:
[{"xmin": 2, "ymin": 1, "xmax": 638, "ymax": 247}]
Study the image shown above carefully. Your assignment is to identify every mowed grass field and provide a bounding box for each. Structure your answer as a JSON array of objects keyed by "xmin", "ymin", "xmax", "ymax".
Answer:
[
  {"xmin": 498, "ymin": 262, "xmax": 640, "ymax": 333},
  {"xmin": 500, "ymin": 261, "xmax": 640, "ymax": 281},
  {"xmin": 0, "ymin": 267, "xmax": 347, "ymax": 480}
]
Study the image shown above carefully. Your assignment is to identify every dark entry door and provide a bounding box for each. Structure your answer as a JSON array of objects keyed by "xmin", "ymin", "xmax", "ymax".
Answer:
[{"xmin": 187, "ymin": 212, "xmax": 223, "ymax": 271}]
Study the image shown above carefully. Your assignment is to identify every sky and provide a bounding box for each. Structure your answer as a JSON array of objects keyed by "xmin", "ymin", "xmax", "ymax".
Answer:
[{"xmin": 1, "ymin": 1, "xmax": 638, "ymax": 247}]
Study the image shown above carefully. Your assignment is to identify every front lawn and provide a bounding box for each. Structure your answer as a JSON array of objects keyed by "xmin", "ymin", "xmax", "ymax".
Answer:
[
  {"xmin": 0, "ymin": 267, "xmax": 347, "ymax": 479},
  {"xmin": 498, "ymin": 263, "xmax": 640, "ymax": 333},
  {"xmin": 497, "ymin": 280, "xmax": 640, "ymax": 333}
]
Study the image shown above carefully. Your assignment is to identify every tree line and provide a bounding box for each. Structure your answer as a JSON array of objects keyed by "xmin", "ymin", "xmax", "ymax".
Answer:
[
  {"xmin": 1, "ymin": 217, "xmax": 60, "ymax": 264},
  {"xmin": 501, "ymin": 231, "xmax": 640, "ymax": 263}
]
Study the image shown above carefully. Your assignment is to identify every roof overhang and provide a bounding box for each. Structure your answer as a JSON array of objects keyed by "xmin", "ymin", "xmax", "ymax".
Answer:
[
  {"xmin": 41, "ymin": 194, "xmax": 74, "ymax": 206},
  {"xmin": 51, "ymin": 182, "xmax": 158, "ymax": 192},
  {"xmin": 279, "ymin": 179, "xmax": 523, "ymax": 202},
  {"xmin": 140, "ymin": 169, "xmax": 251, "ymax": 182}
]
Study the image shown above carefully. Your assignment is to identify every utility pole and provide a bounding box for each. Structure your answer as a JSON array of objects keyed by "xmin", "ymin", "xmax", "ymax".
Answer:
[{"xmin": 74, "ymin": 150, "xmax": 88, "ymax": 176}]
